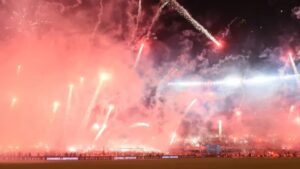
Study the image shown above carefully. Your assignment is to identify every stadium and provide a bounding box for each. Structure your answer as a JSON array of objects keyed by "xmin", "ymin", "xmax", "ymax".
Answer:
[{"xmin": 0, "ymin": 0, "xmax": 300, "ymax": 168}]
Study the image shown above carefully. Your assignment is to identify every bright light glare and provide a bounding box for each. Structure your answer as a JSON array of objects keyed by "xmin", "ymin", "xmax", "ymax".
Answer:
[
  {"xmin": 223, "ymin": 76, "xmax": 243, "ymax": 87},
  {"xmin": 168, "ymin": 74, "xmax": 300, "ymax": 88},
  {"xmin": 246, "ymin": 75, "xmax": 277, "ymax": 85},
  {"xmin": 100, "ymin": 73, "xmax": 111, "ymax": 81},
  {"xmin": 92, "ymin": 123, "xmax": 100, "ymax": 131}
]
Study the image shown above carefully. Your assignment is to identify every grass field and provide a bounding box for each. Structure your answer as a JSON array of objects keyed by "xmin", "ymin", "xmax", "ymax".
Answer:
[{"xmin": 1, "ymin": 158, "xmax": 300, "ymax": 169}]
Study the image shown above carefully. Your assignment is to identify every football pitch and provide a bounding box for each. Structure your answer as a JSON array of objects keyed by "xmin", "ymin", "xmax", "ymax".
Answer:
[{"xmin": 1, "ymin": 158, "xmax": 300, "ymax": 169}]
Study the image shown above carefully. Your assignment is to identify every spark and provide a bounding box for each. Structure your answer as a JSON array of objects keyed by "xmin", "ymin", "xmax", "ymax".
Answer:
[
  {"xmin": 67, "ymin": 146, "xmax": 77, "ymax": 153},
  {"xmin": 130, "ymin": 122, "xmax": 150, "ymax": 128},
  {"xmin": 169, "ymin": 99, "xmax": 197, "ymax": 145},
  {"xmin": 100, "ymin": 72, "xmax": 111, "ymax": 81},
  {"xmin": 94, "ymin": 104, "xmax": 115, "ymax": 141},
  {"xmin": 296, "ymin": 117, "xmax": 300, "ymax": 125},
  {"xmin": 290, "ymin": 105, "xmax": 295, "ymax": 113},
  {"xmin": 218, "ymin": 120, "xmax": 222, "ymax": 138},
  {"xmin": 91, "ymin": 123, "xmax": 100, "ymax": 131},
  {"xmin": 79, "ymin": 76, "xmax": 85, "ymax": 84},
  {"xmin": 52, "ymin": 101, "xmax": 60, "ymax": 113},
  {"xmin": 65, "ymin": 83, "xmax": 74, "ymax": 117},
  {"xmin": 11, "ymin": 97, "xmax": 17, "ymax": 107},
  {"xmin": 183, "ymin": 99, "xmax": 197, "ymax": 116},
  {"xmin": 162, "ymin": 0, "xmax": 220, "ymax": 46},
  {"xmin": 17, "ymin": 65, "xmax": 22, "ymax": 75},
  {"xmin": 170, "ymin": 132, "xmax": 177, "ymax": 145},
  {"xmin": 134, "ymin": 43, "xmax": 145, "ymax": 68},
  {"xmin": 235, "ymin": 110, "xmax": 242, "ymax": 117}
]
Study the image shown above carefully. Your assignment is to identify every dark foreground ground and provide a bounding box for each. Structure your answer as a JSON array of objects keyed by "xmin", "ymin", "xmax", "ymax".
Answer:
[{"xmin": 1, "ymin": 158, "xmax": 300, "ymax": 169}]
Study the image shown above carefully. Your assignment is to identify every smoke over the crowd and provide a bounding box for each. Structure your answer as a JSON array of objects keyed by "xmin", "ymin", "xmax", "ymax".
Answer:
[{"xmin": 0, "ymin": 0, "xmax": 300, "ymax": 153}]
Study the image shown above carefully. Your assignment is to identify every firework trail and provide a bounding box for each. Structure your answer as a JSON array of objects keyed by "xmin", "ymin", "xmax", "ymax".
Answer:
[
  {"xmin": 146, "ymin": 1, "xmax": 169, "ymax": 39},
  {"xmin": 183, "ymin": 99, "xmax": 197, "ymax": 116},
  {"xmin": 11, "ymin": 97, "xmax": 17, "ymax": 107},
  {"xmin": 17, "ymin": 65, "xmax": 22, "ymax": 75},
  {"xmin": 169, "ymin": 99, "xmax": 197, "ymax": 145},
  {"xmin": 94, "ymin": 104, "xmax": 114, "ymax": 142},
  {"xmin": 170, "ymin": 132, "xmax": 177, "ymax": 145},
  {"xmin": 132, "ymin": 0, "xmax": 142, "ymax": 42},
  {"xmin": 52, "ymin": 101, "xmax": 60, "ymax": 113},
  {"xmin": 130, "ymin": 122, "xmax": 150, "ymax": 128},
  {"xmin": 133, "ymin": 42, "xmax": 145, "ymax": 68},
  {"xmin": 92, "ymin": 0, "xmax": 104, "ymax": 38},
  {"xmin": 155, "ymin": 68, "xmax": 178, "ymax": 104},
  {"xmin": 218, "ymin": 120, "xmax": 222, "ymax": 138},
  {"xmin": 65, "ymin": 84, "xmax": 74, "ymax": 118},
  {"xmin": 161, "ymin": 0, "xmax": 221, "ymax": 46},
  {"xmin": 289, "ymin": 53, "xmax": 300, "ymax": 87},
  {"xmin": 82, "ymin": 73, "xmax": 110, "ymax": 127}
]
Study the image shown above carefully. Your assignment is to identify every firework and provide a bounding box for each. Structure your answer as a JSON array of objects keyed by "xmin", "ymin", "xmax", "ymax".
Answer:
[
  {"xmin": 146, "ymin": 0, "xmax": 169, "ymax": 38},
  {"xmin": 11, "ymin": 97, "xmax": 17, "ymax": 107},
  {"xmin": 170, "ymin": 132, "xmax": 177, "ymax": 145},
  {"xmin": 184, "ymin": 99, "xmax": 197, "ymax": 115},
  {"xmin": 65, "ymin": 83, "xmax": 74, "ymax": 117},
  {"xmin": 218, "ymin": 120, "xmax": 222, "ymax": 138},
  {"xmin": 83, "ymin": 72, "xmax": 110, "ymax": 127},
  {"xmin": 79, "ymin": 76, "xmax": 85, "ymax": 84},
  {"xmin": 52, "ymin": 101, "xmax": 60, "ymax": 114},
  {"xmin": 17, "ymin": 65, "xmax": 22, "ymax": 75},
  {"xmin": 162, "ymin": 0, "xmax": 221, "ymax": 46},
  {"xmin": 290, "ymin": 105, "xmax": 295, "ymax": 113},
  {"xmin": 133, "ymin": 43, "xmax": 145, "ymax": 68},
  {"xmin": 296, "ymin": 117, "xmax": 300, "ymax": 125},
  {"xmin": 132, "ymin": 0, "xmax": 142, "ymax": 41},
  {"xmin": 235, "ymin": 109, "xmax": 242, "ymax": 117},
  {"xmin": 94, "ymin": 104, "xmax": 114, "ymax": 142},
  {"xmin": 289, "ymin": 52, "xmax": 300, "ymax": 86},
  {"xmin": 130, "ymin": 122, "xmax": 150, "ymax": 128},
  {"xmin": 91, "ymin": 123, "xmax": 100, "ymax": 131}
]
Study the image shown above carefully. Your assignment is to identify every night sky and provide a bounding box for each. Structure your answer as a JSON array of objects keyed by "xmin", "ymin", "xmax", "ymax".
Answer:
[{"xmin": 156, "ymin": 0, "xmax": 300, "ymax": 61}]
